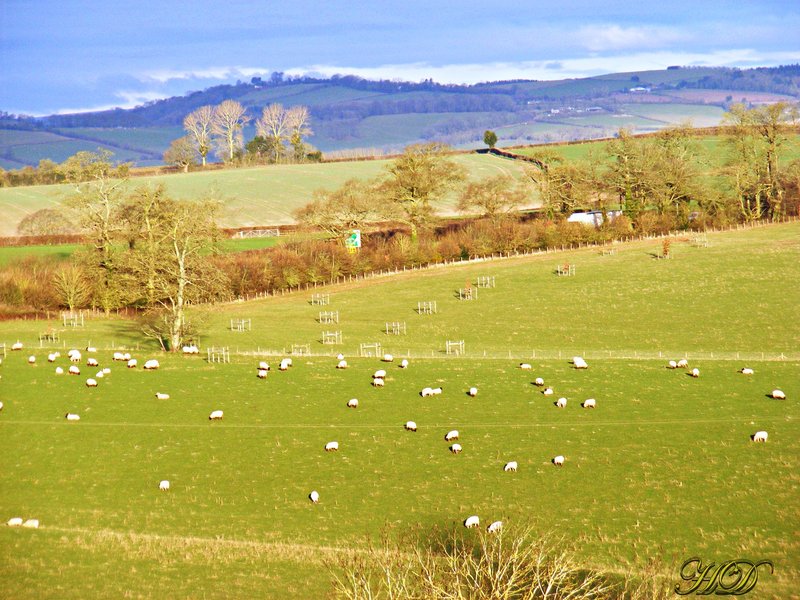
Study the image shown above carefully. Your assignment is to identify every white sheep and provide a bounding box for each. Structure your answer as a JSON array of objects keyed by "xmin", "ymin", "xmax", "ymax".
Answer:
[
  {"xmin": 382, "ymin": 353, "xmax": 394, "ymax": 362},
  {"xmin": 347, "ymin": 399, "xmax": 359, "ymax": 408},
  {"xmin": 752, "ymin": 431, "xmax": 768, "ymax": 443},
  {"xmin": 405, "ymin": 421, "xmax": 417, "ymax": 432},
  {"xmin": 677, "ymin": 359, "xmax": 689, "ymax": 368},
  {"xmin": 127, "ymin": 359, "xmax": 137, "ymax": 368},
  {"xmin": 336, "ymin": 360, "xmax": 348, "ymax": 369},
  {"xmin": 325, "ymin": 441, "xmax": 339, "ymax": 452},
  {"xmin": 487, "ymin": 521, "xmax": 503, "ymax": 533},
  {"xmin": 555, "ymin": 397, "xmax": 567, "ymax": 408},
  {"xmin": 47, "ymin": 353, "xmax": 57, "ymax": 362},
  {"xmin": 445, "ymin": 430, "xmax": 459, "ymax": 441},
  {"xmin": 372, "ymin": 377, "xmax": 385, "ymax": 387},
  {"xmin": 572, "ymin": 356, "xmax": 588, "ymax": 369},
  {"xmin": 95, "ymin": 371, "xmax": 104, "ymax": 379},
  {"xmin": 467, "ymin": 387, "xmax": 478, "ymax": 397},
  {"xmin": 373, "ymin": 369, "xmax": 387, "ymax": 379},
  {"xmin": 399, "ymin": 359, "xmax": 409, "ymax": 369},
  {"xmin": 86, "ymin": 346, "xmax": 97, "ymax": 353},
  {"xmin": 309, "ymin": 490, "xmax": 320, "ymax": 503},
  {"xmin": 449, "ymin": 443, "xmax": 462, "ymax": 454},
  {"xmin": 257, "ymin": 369, "xmax": 268, "ymax": 379},
  {"xmin": 27, "ymin": 355, "xmax": 36, "ymax": 364},
  {"xmin": 771, "ymin": 389, "xmax": 786, "ymax": 400},
  {"xmin": 667, "ymin": 360, "xmax": 678, "ymax": 369},
  {"xmin": 463, "ymin": 515, "xmax": 480, "ymax": 528},
  {"xmin": 65, "ymin": 413, "xmax": 80, "ymax": 421},
  {"xmin": 102, "ymin": 368, "xmax": 110, "ymax": 374},
  {"xmin": 55, "ymin": 367, "xmax": 64, "ymax": 375},
  {"xmin": 0, "ymin": 401, "xmax": 3, "ymax": 411},
  {"xmin": 155, "ymin": 393, "xmax": 170, "ymax": 400},
  {"xmin": 22, "ymin": 519, "xmax": 39, "ymax": 529},
  {"xmin": 519, "ymin": 363, "xmax": 532, "ymax": 370},
  {"xmin": 113, "ymin": 352, "xmax": 125, "ymax": 361},
  {"xmin": 258, "ymin": 361, "xmax": 270, "ymax": 371},
  {"xmin": 582, "ymin": 398, "xmax": 596, "ymax": 409},
  {"xmin": 504, "ymin": 461, "xmax": 518, "ymax": 472},
  {"xmin": 11, "ymin": 341, "xmax": 23, "ymax": 351},
  {"xmin": 336, "ymin": 354, "xmax": 344, "ymax": 361},
  {"xmin": 86, "ymin": 378, "xmax": 97, "ymax": 388},
  {"xmin": 740, "ymin": 368, "xmax": 754, "ymax": 375},
  {"xmin": 209, "ymin": 410, "xmax": 224, "ymax": 420},
  {"xmin": 7, "ymin": 517, "xmax": 23, "ymax": 527},
  {"xmin": 68, "ymin": 350, "xmax": 81, "ymax": 363},
  {"xmin": 159, "ymin": 480, "xmax": 170, "ymax": 491},
  {"xmin": 534, "ymin": 377, "xmax": 545, "ymax": 386},
  {"xmin": 144, "ymin": 359, "xmax": 160, "ymax": 370},
  {"xmin": 552, "ymin": 455, "xmax": 565, "ymax": 467},
  {"xmin": 182, "ymin": 345, "xmax": 199, "ymax": 354},
  {"xmin": 432, "ymin": 387, "xmax": 443, "ymax": 395},
  {"xmin": 542, "ymin": 387, "xmax": 554, "ymax": 396},
  {"xmin": 123, "ymin": 352, "xmax": 131, "ymax": 361},
  {"xmin": 87, "ymin": 358, "xmax": 99, "ymax": 367},
  {"xmin": 420, "ymin": 387, "xmax": 434, "ymax": 398},
  {"xmin": 690, "ymin": 368, "xmax": 700, "ymax": 378},
  {"xmin": 68, "ymin": 365, "xmax": 80, "ymax": 375},
  {"xmin": 279, "ymin": 360, "xmax": 290, "ymax": 371}
]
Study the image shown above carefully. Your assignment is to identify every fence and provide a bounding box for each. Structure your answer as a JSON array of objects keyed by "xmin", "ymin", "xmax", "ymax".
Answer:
[
  {"xmin": 319, "ymin": 311, "xmax": 339, "ymax": 324},
  {"xmin": 206, "ymin": 346, "xmax": 230, "ymax": 363},
  {"xmin": 457, "ymin": 287, "xmax": 477, "ymax": 300},
  {"xmin": 384, "ymin": 321, "xmax": 407, "ymax": 335},
  {"xmin": 62, "ymin": 311, "xmax": 86, "ymax": 327},
  {"xmin": 291, "ymin": 344, "xmax": 311, "ymax": 355},
  {"xmin": 230, "ymin": 318, "xmax": 252, "ymax": 332},
  {"xmin": 310, "ymin": 293, "xmax": 331, "ymax": 306},
  {"xmin": 556, "ymin": 263, "xmax": 576, "ymax": 276},
  {"xmin": 359, "ymin": 342, "xmax": 382, "ymax": 357},
  {"xmin": 321, "ymin": 331, "xmax": 343, "ymax": 345},
  {"xmin": 417, "ymin": 301, "xmax": 438, "ymax": 315},
  {"xmin": 475, "ymin": 276, "xmax": 496, "ymax": 288},
  {"xmin": 445, "ymin": 340, "xmax": 465, "ymax": 356}
]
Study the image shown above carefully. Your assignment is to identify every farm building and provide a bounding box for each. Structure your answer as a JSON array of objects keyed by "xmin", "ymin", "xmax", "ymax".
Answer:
[{"xmin": 567, "ymin": 210, "xmax": 622, "ymax": 227}]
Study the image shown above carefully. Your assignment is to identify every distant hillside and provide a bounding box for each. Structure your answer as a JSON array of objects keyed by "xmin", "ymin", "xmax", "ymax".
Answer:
[{"xmin": 1, "ymin": 65, "xmax": 798, "ymax": 168}]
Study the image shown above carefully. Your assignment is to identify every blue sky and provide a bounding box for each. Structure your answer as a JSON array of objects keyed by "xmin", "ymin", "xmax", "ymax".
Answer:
[{"xmin": 1, "ymin": 0, "xmax": 799, "ymax": 115}]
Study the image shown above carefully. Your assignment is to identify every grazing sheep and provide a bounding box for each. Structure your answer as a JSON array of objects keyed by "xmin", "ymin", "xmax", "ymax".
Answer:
[
  {"xmin": 487, "ymin": 521, "xmax": 503, "ymax": 533},
  {"xmin": 159, "ymin": 480, "xmax": 170, "ymax": 491},
  {"xmin": 771, "ymin": 389, "xmax": 786, "ymax": 400},
  {"xmin": 144, "ymin": 359, "xmax": 160, "ymax": 370},
  {"xmin": 752, "ymin": 431, "xmax": 768, "ymax": 443},
  {"xmin": 504, "ymin": 461, "xmax": 518, "ymax": 472},
  {"xmin": 127, "ymin": 359, "xmax": 137, "ymax": 368},
  {"xmin": 68, "ymin": 365, "xmax": 80, "ymax": 375},
  {"xmin": 582, "ymin": 398, "xmax": 596, "ymax": 409},
  {"xmin": 690, "ymin": 368, "xmax": 700, "ymax": 378},
  {"xmin": 181, "ymin": 345, "xmax": 199, "ymax": 354},
  {"xmin": 420, "ymin": 387, "xmax": 434, "ymax": 397},
  {"xmin": 677, "ymin": 359, "xmax": 689, "ymax": 368},
  {"xmin": 55, "ymin": 367, "xmax": 64, "ymax": 375},
  {"xmin": 336, "ymin": 360, "xmax": 348, "ymax": 369},
  {"xmin": 95, "ymin": 371, "xmax": 104, "ymax": 379},
  {"xmin": 372, "ymin": 377, "xmax": 385, "ymax": 387},
  {"xmin": 445, "ymin": 430, "xmax": 459, "ymax": 441},
  {"xmin": 279, "ymin": 359, "xmax": 291, "ymax": 371},
  {"xmin": 542, "ymin": 387, "xmax": 554, "ymax": 396},
  {"xmin": 113, "ymin": 352, "xmax": 125, "ymax": 361},
  {"xmin": 86, "ymin": 346, "xmax": 97, "ymax": 353},
  {"xmin": 47, "ymin": 353, "xmax": 57, "ymax": 362},
  {"xmin": 0, "ymin": 401, "xmax": 3, "ymax": 411},
  {"xmin": 102, "ymin": 368, "xmax": 110, "ymax": 374},
  {"xmin": 347, "ymin": 399, "xmax": 359, "ymax": 408},
  {"xmin": 258, "ymin": 361, "xmax": 270, "ymax": 371},
  {"xmin": 740, "ymin": 368, "xmax": 754, "ymax": 375},
  {"xmin": 22, "ymin": 519, "xmax": 39, "ymax": 529},
  {"xmin": 534, "ymin": 377, "xmax": 545, "ymax": 386},
  {"xmin": 208, "ymin": 410, "xmax": 224, "ymax": 420},
  {"xmin": 27, "ymin": 355, "xmax": 36, "ymax": 364},
  {"xmin": 123, "ymin": 353, "xmax": 131, "ymax": 361},
  {"xmin": 373, "ymin": 369, "xmax": 387, "ymax": 379},
  {"xmin": 257, "ymin": 369, "xmax": 268, "ymax": 379},
  {"xmin": 155, "ymin": 393, "xmax": 170, "ymax": 400},
  {"xmin": 11, "ymin": 341, "xmax": 23, "ymax": 350},
  {"xmin": 555, "ymin": 397, "xmax": 567, "ymax": 408},
  {"xmin": 464, "ymin": 515, "xmax": 480, "ymax": 528},
  {"xmin": 309, "ymin": 490, "xmax": 320, "ymax": 503},
  {"xmin": 325, "ymin": 441, "xmax": 339, "ymax": 452},
  {"xmin": 87, "ymin": 358, "xmax": 99, "ymax": 367},
  {"xmin": 382, "ymin": 354, "xmax": 394, "ymax": 362},
  {"xmin": 667, "ymin": 360, "xmax": 678, "ymax": 369},
  {"xmin": 7, "ymin": 517, "xmax": 23, "ymax": 527},
  {"xmin": 68, "ymin": 350, "xmax": 81, "ymax": 363},
  {"xmin": 449, "ymin": 444, "xmax": 462, "ymax": 454},
  {"xmin": 336, "ymin": 354, "xmax": 344, "ymax": 361},
  {"xmin": 65, "ymin": 413, "xmax": 80, "ymax": 421},
  {"xmin": 572, "ymin": 356, "xmax": 588, "ymax": 369},
  {"xmin": 552, "ymin": 455, "xmax": 565, "ymax": 467},
  {"xmin": 85, "ymin": 378, "xmax": 97, "ymax": 388},
  {"xmin": 431, "ymin": 387, "xmax": 443, "ymax": 395},
  {"xmin": 399, "ymin": 359, "xmax": 409, "ymax": 369},
  {"xmin": 519, "ymin": 363, "xmax": 532, "ymax": 370},
  {"xmin": 405, "ymin": 421, "xmax": 417, "ymax": 432}
]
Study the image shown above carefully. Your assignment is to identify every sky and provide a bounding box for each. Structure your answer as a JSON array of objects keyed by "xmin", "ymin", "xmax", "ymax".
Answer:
[{"xmin": 1, "ymin": 0, "xmax": 799, "ymax": 116}]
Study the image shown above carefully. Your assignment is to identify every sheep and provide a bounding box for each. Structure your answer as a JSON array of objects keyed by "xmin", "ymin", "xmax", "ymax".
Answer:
[
  {"xmin": 336, "ymin": 360, "xmax": 348, "ymax": 369},
  {"xmin": 47, "ymin": 353, "xmax": 57, "ymax": 363},
  {"xmin": 534, "ymin": 377, "xmax": 545, "ymax": 386},
  {"xmin": 21, "ymin": 519, "xmax": 39, "ymax": 529},
  {"xmin": 113, "ymin": 352, "xmax": 125, "ymax": 361},
  {"xmin": 86, "ymin": 346, "xmax": 97, "ymax": 353},
  {"xmin": 279, "ymin": 359, "xmax": 290, "ymax": 371},
  {"xmin": 257, "ymin": 369, "xmax": 268, "ymax": 379},
  {"xmin": 258, "ymin": 361, "xmax": 270, "ymax": 371},
  {"xmin": 487, "ymin": 521, "xmax": 503, "ymax": 534},
  {"xmin": 11, "ymin": 341, "xmax": 23, "ymax": 351},
  {"xmin": 144, "ymin": 359, "xmax": 160, "ymax": 370},
  {"xmin": 690, "ymin": 368, "xmax": 700, "ymax": 378},
  {"xmin": 155, "ymin": 393, "xmax": 170, "ymax": 400},
  {"xmin": 582, "ymin": 398, "xmax": 596, "ymax": 409},
  {"xmin": 102, "ymin": 368, "xmax": 111, "ymax": 374},
  {"xmin": 65, "ymin": 413, "xmax": 80, "ymax": 421},
  {"xmin": 752, "ymin": 431, "xmax": 768, "ymax": 443},
  {"xmin": 87, "ymin": 358, "xmax": 99, "ymax": 367},
  {"xmin": 667, "ymin": 360, "xmax": 678, "ymax": 369},
  {"xmin": 405, "ymin": 421, "xmax": 417, "ymax": 432},
  {"xmin": 336, "ymin": 354, "xmax": 344, "ymax": 361},
  {"xmin": 127, "ymin": 359, "xmax": 137, "ymax": 369},
  {"xmin": 572, "ymin": 356, "xmax": 588, "ymax": 369},
  {"xmin": 449, "ymin": 444, "xmax": 462, "ymax": 454},
  {"xmin": 740, "ymin": 368, "xmax": 754, "ymax": 375},
  {"xmin": 677, "ymin": 359, "xmax": 689, "ymax": 368},
  {"xmin": 7, "ymin": 517, "xmax": 23, "ymax": 527},
  {"xmin": 347, "ymin": 399, "xmax": 359, "ymax": 408},
  {"xmin": 27, "ymin": 355, "xmax": 36, "ymax": 364},
  {"xmin": 771, "ymin": 389, "xmax": 786, "ymax": 400},
  {"xmin": 420, "ymin": 387, "xmax": 433, "ymax": 398},
  {"xmin": 555, "ymin": 397, "xmax": 567, "ymax": 408},
  {"xmin": 182, "ymin": 345, "xmax": 199, "ymax": 354},
  {"xmin": 382, "ymin": 354, "xmax": 394, "ymax": 362},
  {"xmin": 463, "ymin": 515, "xmax": 480, "ymax": 528},
  {"xmin": 542, "ymin": 387, "xmax": 554, "ymax": 396},
  {"xmin": 0, "ymin": 401, "xmax": 3, "ymax": 411},
  {"xmin": 552, "ymin": 455, "xmax": 565, "ymax": 467},
  {"xmin": 519, "ymin": 363, "xmax": 532, "ymax": 370},
  {"xmin": 95, "ymin": 371, "xmax": 104, "ymax": 379},
  {"xmin": 208, "ymin": 410, "xmax": 224, "ymax": 420},
  {"xmin": 373, "ymin": 369, "xmax": 387, "ymax": 379},
  {"xmin": 55, "ymin": 367, "xmax": 64, "ymax": 375},
  {"xmin": 504, "ymin": 461, "xmax": 518, "ymax": 472},
  {"xmin": 68, "ymin": 350, "xmax": 81, "ymax": 363},
  {"xmin": 325, "ymin": 441, "xmax": 339, "ymax": 452},
  {"xmin": 159, "ymin": 480, "xmax": 170, "ymax": 491},
  {"xmin": 372, "ymin": 377, "xmax": 385, "ymax": 387},
  {"xmin": 68, "ymin": 365, "xmax": 80, "ymax": 375},
  {"xmin": 122, "ymin": 353, "xmax": 131, "ymax": 361},
  {"xmin": 399, "ymin": 359, "xmax": 409, "ymax": 369},
  {"xmin": 309, "ymin": 490, "xmax": 320, "ymax": 503},
  {"xmin": 431, "ymin": 387, "xmax": 443, "ymax": 395},
  {"xmin": 85, "ymin": 378, "xmax": 97, "ymax": 388},
  {"xmin": 467, "ymin": 387, "xmax": 478, "ymax": 397},
  {"xmin": 445, "ymin": 430, "xmax": 459, "ymax": 442}
]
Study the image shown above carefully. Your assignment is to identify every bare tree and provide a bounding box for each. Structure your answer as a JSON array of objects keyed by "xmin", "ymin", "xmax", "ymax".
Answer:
[
  {"xmin": 294, "ymin": 178, "xmax": 382, "ymax": 238},
  {"xmin": 255, "ymin": 103, "xmax": 292, "ymax": 162},
  {"xmin": 458, "ymin": 174, "xmax": 530, "ymax": 222},
  {"xmin": 183, "ymin": 105, "xmax": 215, "ymax": 166},
  {"xmin": 287, "ymin": 105, "xmax": 313, "ymax": 162},
  {"xmin": 53, "ymin": 264, "xmax": 91, "ymax": 311},
  {"xmin": 212, "ymin": 100, "xmax": 250, "ymax": 162},
  {"xmin": 163, "ymin": 136, "xmax": 198, "ymax": 173}
]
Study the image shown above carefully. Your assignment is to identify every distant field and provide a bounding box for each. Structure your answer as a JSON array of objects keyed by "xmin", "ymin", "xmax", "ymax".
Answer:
[{"xmin": 0, "ymin": 244, "xmax": 80, "ymax": 266}]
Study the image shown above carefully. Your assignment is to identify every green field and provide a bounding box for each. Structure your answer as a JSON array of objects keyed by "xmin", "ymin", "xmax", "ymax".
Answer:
[{"xmin": 0, "ymin": 224, "xmax": 798, "ymax": 598}]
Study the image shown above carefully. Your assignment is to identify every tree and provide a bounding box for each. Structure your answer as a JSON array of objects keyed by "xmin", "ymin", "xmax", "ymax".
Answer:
[
  {"xmin": 525, "ymin": 151, "xmax": 590, "ymax": 218},
  {"xmin": 212, "ymin": 100, "xmax": 249, "ymax": 162},
  {"xmin": 17, "ymin": 207, "xmax": 77, "ymax": 236},
  {"xmin": 163, "ymin": 136, "xmax": 198, "ymax": 172},
  {"xmin": 294, "ymin": 178, "xmax": 382, "ymax": 238},
  {"xmin": 458, "ymin": 174, "xmax": 529, "ymax": 222},
  {"xmin": 287, "ymin": 105, "xmax": 313, "ymax": 162},
  {"xmin": 53, "ymin": 264, "xmax": 91, "ymax": 311},
  {"xmin": 183, "ymin": 105, "xmax": 215, "ymax": 166},
  {"xmin": 379, "ymin": 143, "xmax": 466, "ymax": 242},
  {"xmin": 483, "ymin": 129, "xmax": 498, "ymax": 149},
  {"xmin": 255, "ymin": 103, "xmax": 312, "ymax": 163}
]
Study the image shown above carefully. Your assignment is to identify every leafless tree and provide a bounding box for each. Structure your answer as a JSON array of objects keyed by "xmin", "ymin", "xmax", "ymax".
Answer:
[
  {"xmin": 183, "ymin": 105, "xmax": 215, "ymax": 166},
  {"xmin": 212, "ymin": 100, "xmax": 250, "ymax": 162}
]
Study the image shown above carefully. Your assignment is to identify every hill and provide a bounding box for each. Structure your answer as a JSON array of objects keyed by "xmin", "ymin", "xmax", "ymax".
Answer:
[{"xmin": 2, "ymin": 65, "xmax": 798, "ymax": 168}]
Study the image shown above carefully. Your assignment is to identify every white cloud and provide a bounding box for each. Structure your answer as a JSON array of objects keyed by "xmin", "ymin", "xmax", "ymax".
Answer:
[
  {"xmin": 576, "ymin": 25, "xmax": 686, "ymax": 52},
  {"xmin": 141, "ymin": 66, "xmax": 271, "ymax": 83}
]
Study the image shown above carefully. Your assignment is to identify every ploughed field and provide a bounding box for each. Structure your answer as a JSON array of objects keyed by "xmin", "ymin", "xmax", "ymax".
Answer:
[{"xmin": 0, "ymin": 224, "xmax": 798, "ymax": 598}]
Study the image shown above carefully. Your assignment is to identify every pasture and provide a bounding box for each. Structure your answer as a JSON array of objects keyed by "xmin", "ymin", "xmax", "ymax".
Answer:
[{"xmin": 0, "ymin": 223, "xmax": 798, "ymax": 598}]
